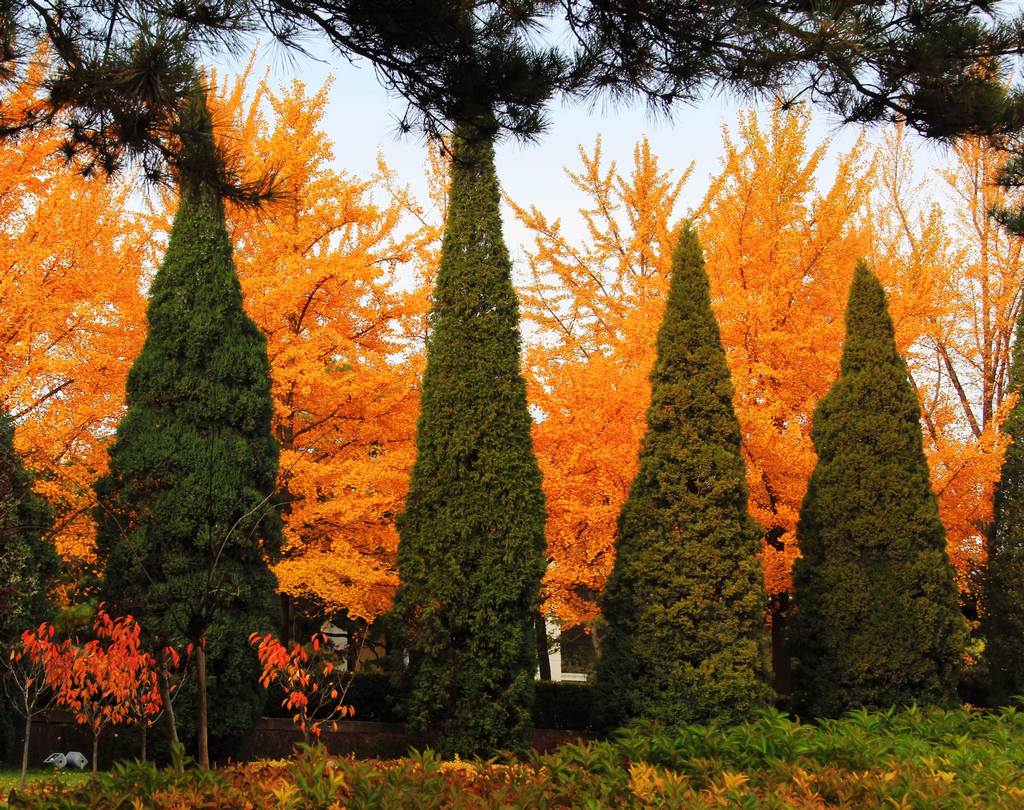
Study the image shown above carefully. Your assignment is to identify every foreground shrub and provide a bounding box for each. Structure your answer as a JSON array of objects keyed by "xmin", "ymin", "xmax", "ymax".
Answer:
[
  {"xmin": 263, "ymin": 675, "xmax": 597, "ymax": 731},
  {"xmin": 10, "ymin": 706, "xmax": 1024, "ymax": 808}
]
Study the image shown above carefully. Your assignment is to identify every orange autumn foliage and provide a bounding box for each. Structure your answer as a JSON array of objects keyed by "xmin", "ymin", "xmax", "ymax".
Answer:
[
  {"xmin": 706, "ymin": 113, "xmax": 1015, "ymax": 593},
  {"xmin": 4, "ymin": 52, "xmax": 1016, "ymax": 632},
  {"xmin": 0, "ymin": 61, "xmax": 148, "ymax": 564},
  {"xmin": 251, "ymin": 631, "xmax": 355, "ymax": 742},
  {"xmin": 3, "ymin": 58, "xmax": 437, "ymax": 619},
  {"xmin": 699, "ymin": 108, "xmax": 876, "ymax": 598},
  {"xmin": 47, "ymin": 612, "xmax": 161, "ymax": 739}
]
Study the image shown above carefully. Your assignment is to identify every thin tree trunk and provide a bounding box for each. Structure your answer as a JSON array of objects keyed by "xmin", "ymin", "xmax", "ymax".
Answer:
[
  {"xmin": 196, "ymin": 641, "xmax": 209, "ymax": 769},
  {"xmin": 281, "ymin": 593, "xmax": 293, "ymax": 646},
  {"xmin": 770, "ymin": 594, "xmax": 792, "ymax": 696},
  {"xmin": 535, "ymin": 613, "xmax": 552, "ymax": 680},
  {"xmin": 345, "ymin": 626, "xmax": 360, "ymax": 673},
  {"xmin": 19, "ymin": 714, "xmax": 31, "ymax": 790},
  {"xmin": 91, "ymin": 733, "xmax": 99, "ymax": 774},
  {"xmin": 156, "ymin": 649, "xmax": 180, "ymax": 770},
  {"xmin": 140, "ymin": 724, "xmax": 147, "ymax": 762},
  {"xmin": 938, "ymin": 342, "xmax": 982, "ymax": 438}
]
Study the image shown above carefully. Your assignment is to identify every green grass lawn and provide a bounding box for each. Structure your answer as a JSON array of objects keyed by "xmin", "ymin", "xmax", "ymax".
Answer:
[{"xmin": 0, "ymin": 770, "xmax": 91, "ymax": 804}]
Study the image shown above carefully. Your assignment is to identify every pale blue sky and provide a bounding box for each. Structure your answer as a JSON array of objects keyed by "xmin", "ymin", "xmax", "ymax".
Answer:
[{"xmin": 221, "ymin": 39, "xmax": 954, "ymax": 259}]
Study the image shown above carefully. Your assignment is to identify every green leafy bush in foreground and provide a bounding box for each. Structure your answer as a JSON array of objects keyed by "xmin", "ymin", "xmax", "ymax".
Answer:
[{"xmin": 9, "ymin": 706, "xmax": 1024, "ymax": 808}]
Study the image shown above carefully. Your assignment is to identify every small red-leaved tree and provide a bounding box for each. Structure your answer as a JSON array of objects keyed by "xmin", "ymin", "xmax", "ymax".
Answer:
[
  {"xmin": 120, "ymin": 642, "xmax": 168, "ymax": 762},
  {"xmin": 251, "ymin": 632, "xmax": 356, "ymax": 744},
  {"xmin": 47, "ymin": 611, "xmax": 161, "ymax": 772},
  {"xmin": 2, "ymin": 625, "xmax": 60, "ymax": 789}
]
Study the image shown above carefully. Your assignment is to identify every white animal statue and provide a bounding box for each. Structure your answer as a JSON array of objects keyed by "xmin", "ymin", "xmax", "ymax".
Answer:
[{"xmin": 43, "ymin": 751, "xmax": 88, "ymax": 770}]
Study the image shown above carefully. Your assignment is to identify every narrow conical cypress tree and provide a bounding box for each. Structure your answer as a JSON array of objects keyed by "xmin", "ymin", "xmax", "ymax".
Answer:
[
  {"xmin": 0, "ymin": 413, "xmax": 58, "ymax": 646},
  {"xmin": 593, "ymin": 223, "xmax": 769, "ymax": 729},
  {"xmin": 789, "ymin": 262, "xmax": 966, "ymax": 717},
  {"xmin": 94, "ymin": 88, "xmax": 281, "ymax": 761},
  {"xmin": 390, "ymin": 124, "xmax": 547, "ymax": 756},
  {"xmin": 983, "ymin": 300, "xmax": 1024, "ymax": 705}
]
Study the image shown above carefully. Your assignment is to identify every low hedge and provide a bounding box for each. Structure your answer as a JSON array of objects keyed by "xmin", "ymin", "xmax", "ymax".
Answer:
[
  {"xmin": 533, "ymin": 681, "xmax": 595, "ymax": 731},
  {"xmin": 265, "ymin": 675, "xmax": 595, "ymax": 730}
]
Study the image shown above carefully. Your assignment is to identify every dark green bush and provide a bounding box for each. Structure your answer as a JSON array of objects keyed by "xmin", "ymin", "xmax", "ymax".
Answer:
[
  {"xmin": 265, "ymin": 672, "xmax": 404, "ymax": 724},
  {"xmin": 533, "ymin": 682, "xmax": 595, "ymax": 731},
  {"xmin": 265, "ymin": 674, "xmax": 593, "ymax": 730},
  {"xmin": 344, "ymin": 673, "xmax": 404, "ymax": 724}
]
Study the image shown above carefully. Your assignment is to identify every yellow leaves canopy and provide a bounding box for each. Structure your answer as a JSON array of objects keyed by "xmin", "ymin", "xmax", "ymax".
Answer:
[
  {"xmin": 0, "ymin": 62, "xmax": 148, "ymax": 563},
  {"xmin": 195, "ymin": 68, "xmax": 439, "ymax": 622}
]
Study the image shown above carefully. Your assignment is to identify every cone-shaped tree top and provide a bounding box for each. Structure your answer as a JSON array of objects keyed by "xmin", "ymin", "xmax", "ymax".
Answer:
[
  {"xmin": 839, "ymin": 264, "xmax": 905, "ymax": 377},
  {"xmin": 789, "ymin": 261, "xmax": 965, "ymax": 717},
  {"xmin": 594, "ymin": 222, "xmax": 770, "ymax": 728},
  {"xmin": 391, "ymin": 122, "xmax": 547, "ymax": 756}
]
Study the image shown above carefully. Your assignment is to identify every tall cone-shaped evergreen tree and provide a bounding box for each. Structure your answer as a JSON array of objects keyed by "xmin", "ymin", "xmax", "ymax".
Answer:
[
  {"xmin": 593, "ymin": 223, "xmax": 769, "ymax": 729},
  {"xmin": 983, "ymin": 300, "xmax": 1024, "ymax": 705},
  {"xmin": 0, "ymin": 413, "xmax": 57, "ymax": 646},
  {"xmin": 94, "ymin": 86, "xmax": 281, "ymax": 764},
  {"xmin": 390, "ymin": 122, "xmax": 547, "ymax": 756},
  {"xmin": 789, "ymin": 262, "xmax": 965, "ymax": 717}
]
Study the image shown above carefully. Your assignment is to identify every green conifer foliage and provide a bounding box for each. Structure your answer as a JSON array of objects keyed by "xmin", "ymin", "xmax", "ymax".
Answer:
[
  {"xmin": 390, "ymin": 125, "xmax": 547, "ymax": 756},
  {"xmin": 94, "ymin": 90, "xmax": 281, "ymax": 756},
  {"xmin": 983, "ymin": 300, "xmax": 1024, "ymax": 705},
  {"xmin": 0, "ymin": 413, "xmax": 57, "ymax": 646},
  {"xmin": 593, "ymin": 223, "xmax": 770, "ymax": 729},
  {"xmin": 789, "ymin": 262, "xmax": 966, "ymax": 717}
]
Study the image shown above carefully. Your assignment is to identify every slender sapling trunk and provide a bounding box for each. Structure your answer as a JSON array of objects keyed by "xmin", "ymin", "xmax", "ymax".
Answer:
[
  {"xmin": 19, "ymin": 714, "xmax": 31, "ymax": 790},
  {"xmin": 156, "ymin": 652, "xmax": 179, "ymax": 748},
  {"xmin": 196, "ymin": 641, "xmax": 209, "ymax": 769}
]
